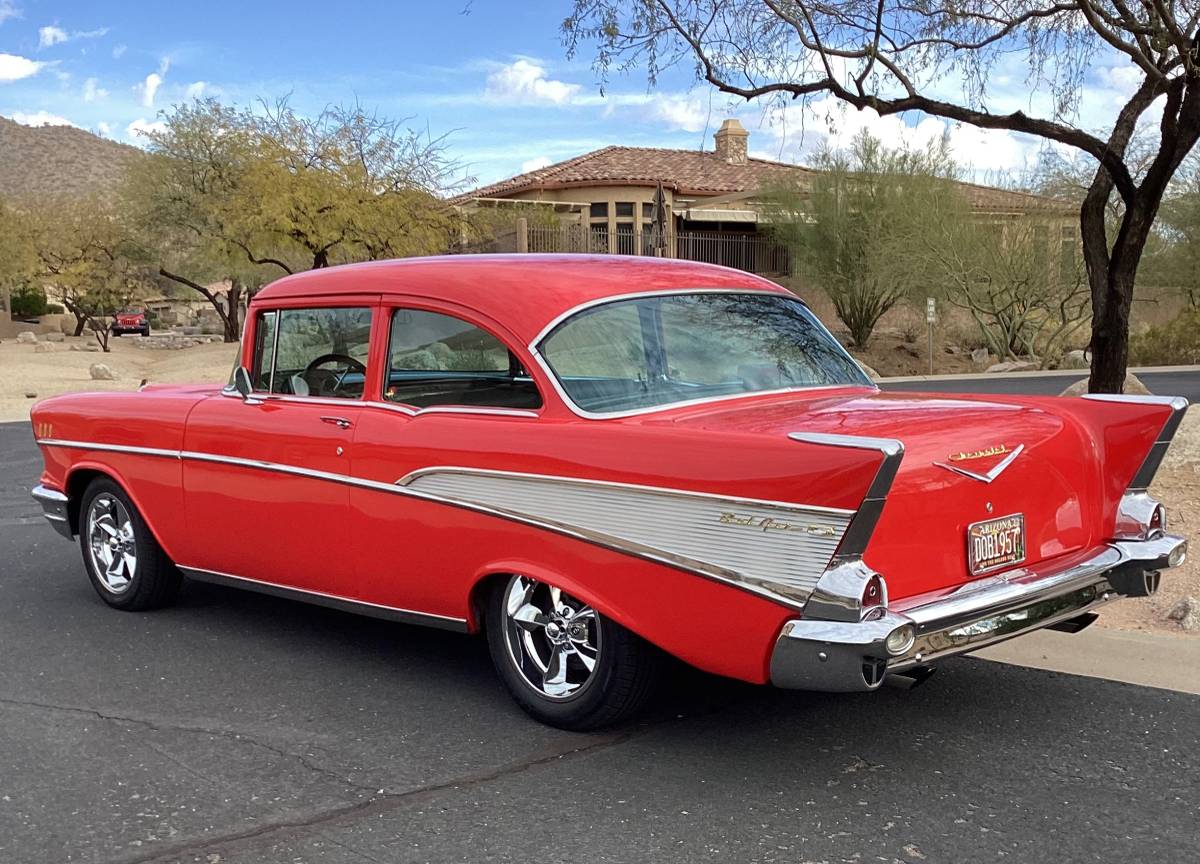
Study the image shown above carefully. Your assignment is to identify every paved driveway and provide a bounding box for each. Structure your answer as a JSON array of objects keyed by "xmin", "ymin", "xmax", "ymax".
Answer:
[{"xmin": 2, "ymin": 420, "xmax": 1197, "ymax": 864}]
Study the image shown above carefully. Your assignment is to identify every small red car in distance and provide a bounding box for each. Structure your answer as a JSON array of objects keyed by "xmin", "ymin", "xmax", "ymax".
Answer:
[
  {"xmin": 30, "ymin": 256, "xmax": 1189, "ymax": 729},
  {"xmin": 110, "ymin": 307, "xmax": 151, "ymax": 337}
]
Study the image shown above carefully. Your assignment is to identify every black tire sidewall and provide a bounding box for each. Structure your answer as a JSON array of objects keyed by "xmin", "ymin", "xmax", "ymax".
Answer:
[{"xmin": 78, "ymin": 478, "xmax": 169, "ymax": 610}]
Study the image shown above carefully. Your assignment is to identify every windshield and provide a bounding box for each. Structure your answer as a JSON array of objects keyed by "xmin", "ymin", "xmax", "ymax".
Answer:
[{"xmin": 538, "ymin": 292, "xmax": 871, "ymax": 415}]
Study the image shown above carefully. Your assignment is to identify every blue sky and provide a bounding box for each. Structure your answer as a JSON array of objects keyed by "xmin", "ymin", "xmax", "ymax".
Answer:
[{"xmin": 0, "ymin": 0, "xmax": 1149, "ymax": 191}]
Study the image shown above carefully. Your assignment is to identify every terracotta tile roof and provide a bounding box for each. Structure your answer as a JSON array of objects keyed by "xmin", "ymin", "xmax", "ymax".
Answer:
[{"xmin": 456, "ymin": 145, "xmax": 1072, "ymax": 213}]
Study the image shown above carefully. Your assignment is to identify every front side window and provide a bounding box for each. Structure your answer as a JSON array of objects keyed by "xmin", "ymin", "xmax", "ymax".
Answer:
[
  {"xmin": 539, "ymin": 292, "xmax": 870, "ymax": 415},
  {"xmin": 384, "ymin": 309, "xmax": 541, "ymax": 409},
  {"xmin": 258, "ymin": 306, "xmax": 372, "ymax": 399}
]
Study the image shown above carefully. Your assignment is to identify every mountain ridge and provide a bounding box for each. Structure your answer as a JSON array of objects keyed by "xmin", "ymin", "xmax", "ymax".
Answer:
[{"xmin": 0, "ymin": 116, "xmax": 142, "ymax": 201}]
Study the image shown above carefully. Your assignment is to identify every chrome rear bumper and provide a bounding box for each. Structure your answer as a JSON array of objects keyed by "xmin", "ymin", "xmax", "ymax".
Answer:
[
  {"xmin": 31, "ymin": 484, "xmax": 73, "ymax": 539},
  {"xmin": 770, "ymin": 534, "xmax": 1187, "ymax": 692}
]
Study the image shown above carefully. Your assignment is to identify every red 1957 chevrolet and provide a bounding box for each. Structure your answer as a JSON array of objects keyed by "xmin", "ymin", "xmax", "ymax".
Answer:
[{"xmin": 30, "ymin": 256, "xmax": 1188, "ymax": 728}]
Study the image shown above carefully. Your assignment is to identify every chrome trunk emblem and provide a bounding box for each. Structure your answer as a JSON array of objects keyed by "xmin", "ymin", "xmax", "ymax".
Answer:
[{"xmin": 935, "ymin": 444, "xmax": 1024, "ymax": 484}]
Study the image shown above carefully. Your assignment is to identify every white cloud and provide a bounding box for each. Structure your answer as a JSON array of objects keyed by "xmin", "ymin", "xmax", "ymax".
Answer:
[
  {"xmin": 521, "ymin": 155, "xmax": 552, "ymax": 172},
  {"xmin": 38, "ymin": 23, "xmax": 108, "ymax": 48},
  {"xmin": 37, "ymin": 24, "xmax": 66, "ymax": 47},
  {"xmin": 136, "ymin": 57, "xmax": 169, "ymax": 107},
  {"xmin": 96, "ymin": 120, "xmax": 111, "ymax": 137},
  {"xmin": 8, "ymin": 110, "xmax": 73, "ymax": 127},
  {"xmin": 0, "ymin": 52, "xmax": 43, "ymax": 82},
  {"xmin": 112, "ymin": 43, "xmax": 126, "ymax": 59},
  {"xmin": 185, "ymin": 80, "xmax": 206, "ymax": 100},
  {"xmin": 647, "ymin": 93, "xmax": 710, "ymax": 133},
  {"xmin": 126, "ymin": 117, "xmax": 166, "ymax": 140},
  {"xmin": 83, "ymin": 76, "xmax": 107, "ymax": 101},
  {"xmin": 0, "ymin": 1, "xmax": 19, "ymax": 27},
  {"xmin": 486, "ymin": 59, "xmax": 580, "ymax": 106}
]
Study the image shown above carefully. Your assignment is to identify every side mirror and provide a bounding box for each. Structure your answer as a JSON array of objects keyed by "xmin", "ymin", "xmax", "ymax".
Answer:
[{"xmin": 232, "ymin": 366, "xmax": 254, "ymax": 400}]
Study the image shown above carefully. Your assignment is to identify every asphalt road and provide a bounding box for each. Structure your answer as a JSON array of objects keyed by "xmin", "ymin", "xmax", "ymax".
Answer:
[
  {"xmin": 881, "ymin": 368, "xmax": 1200, "ymax": 401},
  {"xmin": 2, "ymin": 414, "xmax": 1199, "ymax": 864}
]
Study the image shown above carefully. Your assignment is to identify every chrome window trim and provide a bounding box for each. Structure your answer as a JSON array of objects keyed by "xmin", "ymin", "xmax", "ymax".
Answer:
[
  {"xmin": 179, "ymin": 566, "xmax": 468, "ymax": 632},
  {"xmin": 528, "ymin": 288, "xmax": 877, "ymax": 421},
  {"xmin": 36, "ymin": 437, "xmax": 858, "ymax": 611},
  {"xmin": 215, "ymin": 391, "xmax": 539, "ymax": 419},
  {"xmin": 1082, "ymin": 393, "xmax": 1189, "ymax": 491}
]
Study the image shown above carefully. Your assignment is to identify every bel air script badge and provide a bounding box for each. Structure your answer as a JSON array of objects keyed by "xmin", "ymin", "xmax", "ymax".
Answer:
[{"xmin": 719, "ymin": 512, "xmax": 837, "ymax": 537}]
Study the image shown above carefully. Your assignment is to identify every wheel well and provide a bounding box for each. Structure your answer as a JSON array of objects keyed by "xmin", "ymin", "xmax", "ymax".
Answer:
[
  {"xmin": 468, "ymin": 572, "xmax": 513, "ymax": 633},
  {"xmin": 64, "ymin": 468, "xmax": 110, "ymax": 534}
]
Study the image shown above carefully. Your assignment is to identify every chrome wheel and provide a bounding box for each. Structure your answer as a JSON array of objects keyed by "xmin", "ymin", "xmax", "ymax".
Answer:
[
  {"xmin": 85, "ymin": 493, "xmax": 137, "ymax": 594},
  {"xmin": 502, "ymin": 575, "xmax": 601, "ymax": 700}
]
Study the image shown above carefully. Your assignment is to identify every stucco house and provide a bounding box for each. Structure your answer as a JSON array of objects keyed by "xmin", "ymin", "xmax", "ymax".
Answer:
[{"xmin": 456, "ymin": 119, "xmax": 1075, "ymax": 275}]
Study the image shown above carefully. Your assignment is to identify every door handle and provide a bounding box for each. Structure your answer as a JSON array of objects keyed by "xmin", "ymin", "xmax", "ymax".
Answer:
[{"xmin": 320, "ymin": 416, "xmax": 353, "ymax": 430}]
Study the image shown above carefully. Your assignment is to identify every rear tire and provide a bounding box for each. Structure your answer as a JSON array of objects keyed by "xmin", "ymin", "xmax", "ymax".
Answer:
[
  {"xmin": 78, "ymin": 477, "xmax": 181, "ymax": 611},
  {"xmin": 485, "ymin": 574, "xmax": 661, "ymax": 730}
]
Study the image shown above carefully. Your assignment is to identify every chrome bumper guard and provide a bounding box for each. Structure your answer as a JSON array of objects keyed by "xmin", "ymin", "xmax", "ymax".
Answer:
[
  {"xmin": 770, "ymin": 534, "xmax": 1187, "ymax": 692},
  {"xmin": 31, "ymin": 484, "xmax": 73, "ymax": 539}
]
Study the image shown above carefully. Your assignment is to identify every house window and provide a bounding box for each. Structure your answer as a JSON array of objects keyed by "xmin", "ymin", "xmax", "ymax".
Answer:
[
  {"xmin": 589, "ymin": 202, "xmax": 609, "ymax": 219},
  {"xmin": 1060, "ymin": 226, "xmax": 1078, "ymax": 283},
  {"xmin": 615, "ymin": 202, "xmax": 635, "ymax": 218},
  {"xmin": 642, "ymin": 203, "xmax": 655, "ymax": 220}
]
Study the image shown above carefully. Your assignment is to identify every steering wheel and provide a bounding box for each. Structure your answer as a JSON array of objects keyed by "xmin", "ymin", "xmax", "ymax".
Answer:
[{"xmin": 302, "ymin": 353, "xmax": 367, "ymax": 397}]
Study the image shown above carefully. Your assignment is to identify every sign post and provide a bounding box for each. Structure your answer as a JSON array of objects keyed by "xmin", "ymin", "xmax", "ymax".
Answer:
[{"xmin": 925, "ymin": 297, "xmax": 937, "ymax": 376}]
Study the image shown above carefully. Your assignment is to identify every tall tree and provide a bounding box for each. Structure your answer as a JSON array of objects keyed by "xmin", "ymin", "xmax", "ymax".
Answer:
[
  {"xmin": 563, "ymin": 1, "xmax": 1200, "ymax": 392},
  {"xmin": 766, "ymin": 131, "xmax": 957, "ymax": 347},
  {"xmin": 129, "ymin": 98, "xmax": 466, "ymax": 341}
]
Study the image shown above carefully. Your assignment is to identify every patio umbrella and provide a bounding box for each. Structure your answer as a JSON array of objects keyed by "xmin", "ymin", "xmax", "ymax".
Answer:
[{"xmin": 650, "ymin": 181, "xmax": 668, "ymax": 255}]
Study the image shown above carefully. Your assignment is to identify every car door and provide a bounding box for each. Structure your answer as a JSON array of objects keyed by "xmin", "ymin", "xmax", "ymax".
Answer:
[
  {"xmin": 348, "ymin": 303, "xmax": 544, "ymax": 619},
  {"xmin": 181, "ymin": 303, "xmax": 375, "ymax": 596}
]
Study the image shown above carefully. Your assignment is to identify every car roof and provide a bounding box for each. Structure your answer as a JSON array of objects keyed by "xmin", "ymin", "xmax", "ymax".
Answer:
[{"xmin": 251, "ymin": 254, "xmax": 791, "ymax": 345}]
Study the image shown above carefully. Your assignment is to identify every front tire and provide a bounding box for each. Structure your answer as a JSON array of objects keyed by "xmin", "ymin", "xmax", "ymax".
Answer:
[
  {"xmin": 485, "ymin": 574, "xmax": 661, "ymax": 730},
  {"xmin": 79, "ymin": 478, "xmax": 181, "ymax": 611}
]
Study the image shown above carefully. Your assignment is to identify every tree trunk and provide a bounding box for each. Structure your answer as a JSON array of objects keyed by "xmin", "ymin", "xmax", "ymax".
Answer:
[
  {"xmin": 222, "ymin": 280, "xmax": 243, "ymax": 343},
  {"xmin": 1087, "ymin": 267, "xmax": 1134, "ymax": 393}
]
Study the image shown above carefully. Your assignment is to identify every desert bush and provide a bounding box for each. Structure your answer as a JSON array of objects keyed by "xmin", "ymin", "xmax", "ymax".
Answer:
[
  {"xmin": 9, "ymin": 283, "xmax": 50, "ymax": 317},
  {"xmin": 1129, "ymin": 312, "xmax": 1200, "ymax": 366}
]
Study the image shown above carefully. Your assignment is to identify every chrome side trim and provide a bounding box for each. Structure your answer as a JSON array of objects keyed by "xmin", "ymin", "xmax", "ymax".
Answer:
[
  {"xmin": 932, "ymin": 444, "xmax": 1025, "ymax": 484},
  {"xmin": 788, "ymin": 432, "xmax": 903, "ymax": 563},
  {"xmin": 787, "ymin": 433, "xmax": 904, "ymax": 622},
  {"xmin": 36, "ymin": 437, "xmax": 851, "ymax": 610},
  {"xmin": 1082, "ymin": 394, "xmax": 1189, "ymax": 490},
  {"xmin": 397, "ymin": 465, "xmax": 855, "ymax": 517},
  {"xmin": 400, "ymin": 466, "xmax": 853, "ymax": 605},
  {"xmin": 527, "ymin": 287, "xmax": 877, "ymax": 421},
  {"xmin": 179, "ymin": 566, "xmax": 469, "ymax": 632},
  {"xmin": 31, "ymin": 484, "xmax": 73, "ymax": 539},
  {"xmin": 36, "ymin": 439, "xmax": 182, "ymax": 460}
]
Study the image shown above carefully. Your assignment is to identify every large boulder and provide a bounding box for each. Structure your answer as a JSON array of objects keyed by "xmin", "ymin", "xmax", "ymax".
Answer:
[
  {"xmin": 1168, "ymin": 597, "xmax": 1200, "ymax": 632},
  {"xmin": 43, "ymin": 331, "xmax": 65, "ymax": 343},
  {"xmin": 1060, "ymin": 349, "xmax": 1088, "ymax": 369},
  {"xmin": 1059, "ymin": 372, "xmax": 1152, "ymax": 397},
  {"xmin": 89, "ymin": 363, "xmax": 115, "ymax": 380},
  {"xmin": 970, "ymin": 347, "xmax": 991, "ymax": 366},
  {"xmin": 855, "ymin": 360, "xmax": 881, "ymax": 381},
  {"xmin": 16, "ymin": 331, "xmax": 37, "ymax": 344},
  {"xmin": 33, "ymin": 342, "xmax": 55, "ymax": 353}
]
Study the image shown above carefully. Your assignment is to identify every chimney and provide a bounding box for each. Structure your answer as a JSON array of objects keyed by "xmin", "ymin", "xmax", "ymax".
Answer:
[{"xmin": 714, "ymin": 118, "xmax": 748, "ymax": 165}]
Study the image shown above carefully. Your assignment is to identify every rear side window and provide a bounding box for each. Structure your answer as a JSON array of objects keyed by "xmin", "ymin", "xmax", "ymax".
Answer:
[{"xmin": 384, "ymin": 309, "xmax": 541, "ymax": 410}]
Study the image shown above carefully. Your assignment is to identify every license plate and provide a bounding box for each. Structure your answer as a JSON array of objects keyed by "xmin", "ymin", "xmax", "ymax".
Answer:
[{"xmin": 967, "ymin": 513, "xmax": 1026, "ymax": 576}]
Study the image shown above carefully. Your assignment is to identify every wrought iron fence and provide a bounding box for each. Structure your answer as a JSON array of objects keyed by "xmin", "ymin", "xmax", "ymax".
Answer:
[{"xmin": 524, "ymin": 225, "xmax": 791, "ymax": 276}]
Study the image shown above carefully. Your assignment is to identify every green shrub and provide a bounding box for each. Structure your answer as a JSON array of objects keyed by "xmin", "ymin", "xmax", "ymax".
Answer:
[
  {"xmin": 46, "ymin": 303, "xmax": 64, "ymax": 314},
  {"xmin": 1129, "ymin": 311, "xmax": 1200, "ymax": 366},
  {"xmin": 9, "ymin": 284, "xmax": 50, "ymax": 317}
]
